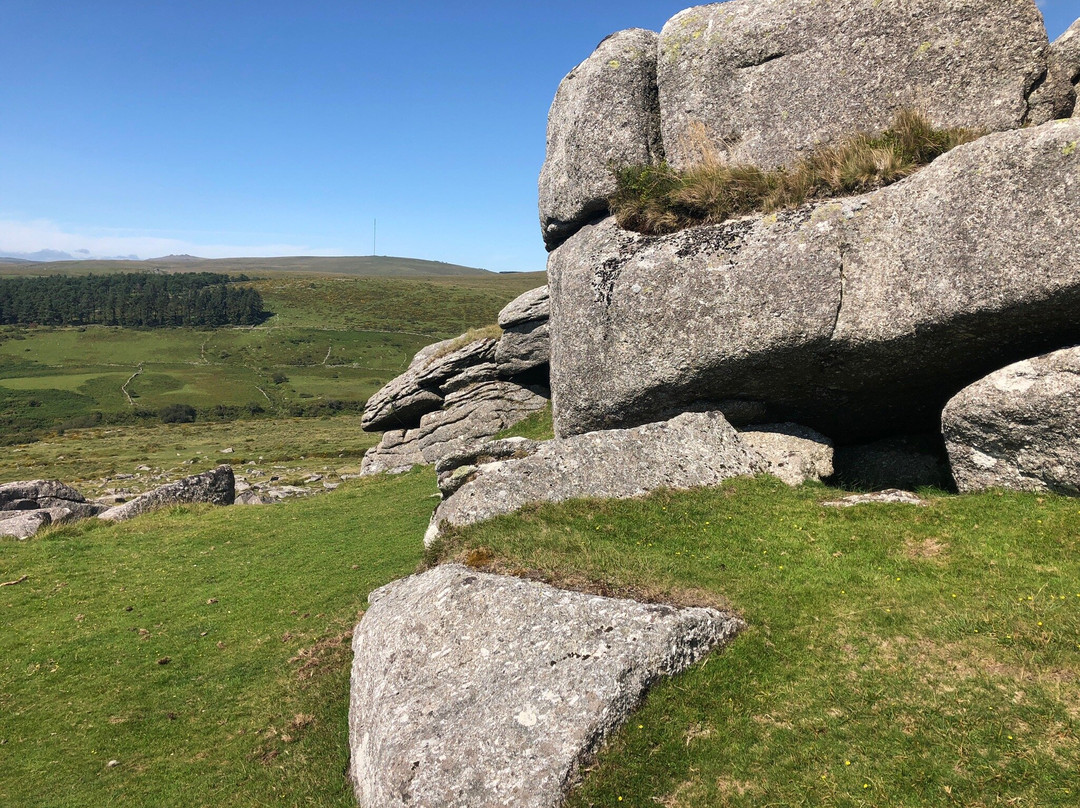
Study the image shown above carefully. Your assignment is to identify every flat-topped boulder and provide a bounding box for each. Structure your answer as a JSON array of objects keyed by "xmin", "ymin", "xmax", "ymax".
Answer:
[
  {"xmin": 548, "ymin": 121, "xmax": 1080, "ymax": 443},
  {"xmin": 943, "ymin": 347, "xmax": 1080, "ymax": 494},
  {"xmin": 349, "ymin": 564, "xmax": 743, "ymax": 808},
  {"xmin": 539, "ymin": 29, "xmax": 663, "ymax": 250},
  {"xmin": 657, "ymin": 0, "xmax": 1048, "ymax": 170},
  {"xmin": 0, "ymin": 480, "xmax": 87, "ymax": 508},
  {"xmin": 98, "ymin": 465, "xmax": 235, "ymax": 523},
  {"xmin": 427, "ymin": 410, "xmax": 762, "ymax": 543}
]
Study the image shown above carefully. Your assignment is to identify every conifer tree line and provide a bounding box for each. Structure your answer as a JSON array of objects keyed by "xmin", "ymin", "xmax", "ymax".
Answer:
[{"xmin": 0, "ymin": 273, "xmax": 269, "ymax": 327}]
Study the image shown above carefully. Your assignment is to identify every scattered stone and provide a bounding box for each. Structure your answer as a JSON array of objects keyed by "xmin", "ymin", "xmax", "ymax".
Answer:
[
  {"xmin": 234, "ymin": 490, "xmax": 269, "ymax": 506},
  {"xmin": 361, "ymin": 382, "xmax": 549, "ymax": 476},
  {"xmin": 106, "ymin": 760, "xmax": 119, "ymax": 769},
  {"xmin": 220, "ymin": 447, "xmax": 234, "ymax": 454},
  {"xmin": 942, "ymin": 347, "xmax": 1080, "ymax": 494},
  {"xmin": 823, "ymin": 490, "xmax": 928, "ymax": 508},
  {"xmin": 0, "ymin": 480, "xmax": 87, "ymax": 508},
  {"xmin": 0, "ymin": 510, "xmax": 52, "ymax": 540},
  {"xmin": 427, "ymin": 410, "xmax": 762, "ymax": 543},
  {"xmin": 539, "ymin": 30, "xmax": 663, "ymax": 249},
  {"xmin": 547, "ymin": 121, "xmax": 1080, "ymax": 442},
  {"xmin": 738, "ymin": 423, "xmax": 833, "ymax": 486},
  {"xmin": 98, "ymin": 465, "xmax": 235, "ymax": 523},
  {"xmin": 656, "ymin": 0, "xmax": 1047, "ymax": 170},
  {"xmin": 349, "ymin": 564, "xmax": 743, "ymax": 808}
]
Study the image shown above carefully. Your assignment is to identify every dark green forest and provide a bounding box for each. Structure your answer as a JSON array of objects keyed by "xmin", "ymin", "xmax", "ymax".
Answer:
[{"xmin": 0, "ymin": 273, "xmax": 268, "ymax": 327}]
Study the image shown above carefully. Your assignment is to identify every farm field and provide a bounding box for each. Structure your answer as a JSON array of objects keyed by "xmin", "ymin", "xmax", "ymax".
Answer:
[{"xmin": 0, "ymin": 271, "xmax": 545, "ymax": 443}]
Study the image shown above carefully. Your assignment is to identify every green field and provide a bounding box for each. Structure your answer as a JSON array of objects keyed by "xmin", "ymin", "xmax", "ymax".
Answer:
[{"xmin": 0, "ymin": 270, "xmax": 545, "ymax": 442}]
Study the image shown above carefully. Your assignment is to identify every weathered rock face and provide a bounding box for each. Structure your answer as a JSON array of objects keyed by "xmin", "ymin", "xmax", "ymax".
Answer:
[
  {"xmin": 98, "ymin": 465, "xmax": 235, "ymax": 522},
  {"xmin": 0, "ymin": 510, "xmax": 52, "ymax": 540},
  {"xmin": 942, "ymin": 347, "xmax": 1080, "ymax": 494},
  {"xmin": 656, "ymin": 0, "xmax": 1048, "ymax": 170},
  {"xmin": 349, "ymin": 564, "xmax": 743, "ymax": 808},
  {"xmin": 738, "ymin": 423, "xmax": 833, "ymax": 486},
  {"xmin": 496, "ymin": 286, "xmax": 551, "ymax": 379},
  {"xmin": 0, "ymin": 479, "xmax": 102, "ymax": 538},
  {"xmin": 539, "ymin": 29, "xmax": 663, "ymax": 250},
  {"xmin": 0, "ymin": 480, "xmax": 87, "ymax": 508},
  {"xmin": 360, "ymin": 382, "xmax": 550, "ymax": 476},
  {"xmin": 434, "ymin": 436, "xmax": 540, "ymax": 497},
  {"xmin": 362, "ymin": 291, "xmax": 553, "ymax": 475},
  {"xmin": 361, "ymin": 338, "xmax": 497, "ymax": 433},
  {"xmin": 548, "ymin": 121, "xmax": 1080, "ymax": 442},
  {"xmin": 1029, "ymin": 18, "xmax": 1080, "ymax": 123},
  {"xmin": 427, "ymin": 410, "xmax": 762, "ymax": 542}
]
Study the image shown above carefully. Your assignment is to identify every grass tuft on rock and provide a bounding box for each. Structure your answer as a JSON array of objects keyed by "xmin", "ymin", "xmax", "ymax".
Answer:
[{"xmin": 610, "ymin": 110, "xmax": 981, "ymax": 235}]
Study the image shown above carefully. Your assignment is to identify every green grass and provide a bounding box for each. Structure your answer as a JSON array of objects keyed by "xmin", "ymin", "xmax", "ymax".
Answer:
[
  {"xmin": 434, "ymin": 477, "xmax": 1080, "ymax": 807},
  {"xmin": 611, "ymin": 110, "xmax": 981, "ymax": 235},
  {"xmin": 494, "ymin": 401, "xmax": 554, "ymax": 441},
  {"xmin": 0, "ymin": 468, "xmax": 436, "ymax": 807}
]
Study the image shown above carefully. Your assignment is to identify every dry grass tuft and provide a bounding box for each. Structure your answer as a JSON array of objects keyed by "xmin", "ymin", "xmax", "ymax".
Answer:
[
  {"xmin": 610, "ymin": 109, "xmax": 981, "ymax": 235},
  {"xmin": 426, "ymin": 324, "xmax": 502, "ymax": 363}
]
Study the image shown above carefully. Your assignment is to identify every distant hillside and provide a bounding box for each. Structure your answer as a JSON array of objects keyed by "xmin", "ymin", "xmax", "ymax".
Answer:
[{"xmin": 0, "ymin": 255, "xmax": 500, "ymax": 278}]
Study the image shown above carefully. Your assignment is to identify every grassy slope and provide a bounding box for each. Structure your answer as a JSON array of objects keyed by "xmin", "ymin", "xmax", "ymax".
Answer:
[
  {"xmin": 3, "ymin": 456, "xmax": 1078, "ymax": 806},
  {"xmin": 436, "ymin": 479, "xmax": 1080, "ymax": 808},
  {"xmin": 0, "ymin": 468, "xmax": 436, "ymax": 808}
]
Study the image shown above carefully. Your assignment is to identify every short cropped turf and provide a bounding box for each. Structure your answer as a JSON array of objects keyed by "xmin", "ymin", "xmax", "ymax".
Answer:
[
  {"xmin": 0, "ymin": 468, "xmax": 436, "ymax": 807},
  {"xmin": 435, "ymin": 477, "xmax": 1080, "ymax": 808}
]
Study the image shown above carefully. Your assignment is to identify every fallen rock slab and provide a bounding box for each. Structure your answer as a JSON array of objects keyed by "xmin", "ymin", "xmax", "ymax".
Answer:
[
  {"xmin": 823, "ymin": 490, "xmax": 928, "ymax": 508},
  {"xmin": 427, "ymin": 410, "xmax": 762, "ymax": 543},
  {"xmin": 349, "ymin": 564, "xmax": 743, "ymax": 808},
  {"xmin": 657, "ymin": 0, "xmax": 1047, "ymax": 170},
  {"xmin": 0, "ymin": 510, "xmax": 52, "ymax": 540},
  {"xmin": 942, "ymin": 347, "xmax": 1080, "ymax": 494},
  {"xmin": 0, "ymin": 480, "xmax": 87, "ymax": 508},
  {"xmin": 98, "ymin": 465, "xmax": 235, "ymax": 523},
  {"xmin": 548, "ymin": 120, "xmax": 1080, "ymax": 442}
]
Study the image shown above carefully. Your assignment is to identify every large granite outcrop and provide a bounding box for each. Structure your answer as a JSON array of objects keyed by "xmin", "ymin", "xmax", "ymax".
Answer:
[
  {"xmin": 426, "ymin": 410, "xmax": 762, "ymax": 543},
  {"xmin": 548, "ymin": 120, "xmax": 1080, "ymax": 443},
  {"xmin": 656, "ymin": 0, "xmax": 1048, "ymax": 170},
  {"xmin": 942, "ymin": 347, "xmax": 1080, "ymax": 494},
  {"xmin": 539, "ymin": 29, "xmax": 662, "ymax": 250},
  {"xmin": 1029, "ymin": 18, "xmax": 1080, "ymax": 124},
  {"xmin": 360, "ymin": 381, "xmax": 550, "ymax": 476},
  {"xmin": 349, "ymin": 564, "xmax": 743, "ymax": 808},
  {"xmin": 98, "ymin": 465, "xmax": 235, "ymax": 523},
  {"xmin": 361, "ymin": 338, "xmax": 498, "ymax": 433},
  {"xmin": 362, "ymin": 289, "xmax": 553, "ymax": 475}
]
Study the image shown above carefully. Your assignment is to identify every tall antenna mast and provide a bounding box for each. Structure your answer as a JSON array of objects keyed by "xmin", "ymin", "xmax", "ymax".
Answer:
[{"xmin": 373, "ymin": 219, "xmax": 377, "ymax": 256}]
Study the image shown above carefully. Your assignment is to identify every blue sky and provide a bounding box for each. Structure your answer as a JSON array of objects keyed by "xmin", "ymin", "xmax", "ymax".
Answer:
[{"xmin": 1, "ymin": 1, "xmax": 1076, "ymax": 272}]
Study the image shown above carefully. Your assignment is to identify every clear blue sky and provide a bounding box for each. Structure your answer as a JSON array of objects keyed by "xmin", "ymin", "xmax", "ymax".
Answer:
[{"xmin": 0, "ymin": 1, "xmax": 1076, "ymax": 272}]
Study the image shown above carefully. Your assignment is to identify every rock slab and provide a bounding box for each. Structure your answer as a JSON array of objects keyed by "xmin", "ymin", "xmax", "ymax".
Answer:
[
  {"xmin": 738, "ymin": 423, "xmax": 833, "ymax": 486},
  {"xmin": 427, "ymin": 410, "xmax": 762, "ymax": 542},
  {"xmin": 98, "ymin": 465, "xmax": 235, "ymax": 522},
  {"xmin": 548, "ymin": 121, "xmax": 1080, "ymax": 442},
  {"xmin": 657, "ymin": 0, "xmax": 1048, "ymax": 170},
  {"xmin": 539, "ymin": 29, "xmax": 663, "ymax": 250},
  {"xmin": 942, "ymin": 347, "xmax": 1080, "ymax": 494},
  {"xmin": 349, "ymin": 564, "xmax": 743, "ymax": 808}
]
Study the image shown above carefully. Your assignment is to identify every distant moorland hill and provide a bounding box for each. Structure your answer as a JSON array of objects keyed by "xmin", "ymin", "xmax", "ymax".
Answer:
[{"xmin": 0, "ymin": 254, "xmax": 504, "ymax": 278}]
